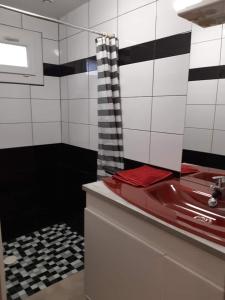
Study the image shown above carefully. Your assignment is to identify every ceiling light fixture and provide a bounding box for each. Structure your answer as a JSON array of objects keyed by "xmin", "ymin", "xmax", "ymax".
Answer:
[
  {"xmin": 173, "ymin": 0, "xmax": 203, "ymax": 12},
  {"xmin": 174, "ymin": 0, "xmax": 225, "ymax": 28}
]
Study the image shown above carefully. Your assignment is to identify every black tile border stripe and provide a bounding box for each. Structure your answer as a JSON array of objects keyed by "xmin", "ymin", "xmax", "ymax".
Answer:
[
  {"xmin": 154, "ymin": 32, "xmax": 191, "ymax": 61},
  {"xmin": 183, "ymin": 149, "xmax": 225, "ymax": 170},
  {"xmin": 43, "ymin": 32, "xmax": 191, "ymax": 77},
  {"xmin": 189, "ymin": 65, "xmax": 225, "ymax": 81},
  {"xmin": 43, "ymin": 63, "xmax": 62, "ymax": 77},
  {"xmin": 118, "ymin": 40, "xmax": 155, "ymax": 66}
]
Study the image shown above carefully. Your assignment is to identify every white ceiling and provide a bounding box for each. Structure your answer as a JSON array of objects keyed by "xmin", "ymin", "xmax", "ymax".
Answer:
[{"xmin": 0, "ymin": 0, "xmax": 88, "ymax": 18}]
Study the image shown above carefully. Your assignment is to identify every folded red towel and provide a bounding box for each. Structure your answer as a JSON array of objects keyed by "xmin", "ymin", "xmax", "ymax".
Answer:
[
  {"xmin": 181, "ymin": 164, "xmax": 199, "ymax": 175},
  {"xmin": 113, "ymin": 165, "xmax": 173, "ymax": 187}
]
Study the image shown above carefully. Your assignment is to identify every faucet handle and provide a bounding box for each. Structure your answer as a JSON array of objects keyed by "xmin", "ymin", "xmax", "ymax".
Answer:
[{"xmin": 212, "ymin": 176, "xmax": 225, "ymax": 188}]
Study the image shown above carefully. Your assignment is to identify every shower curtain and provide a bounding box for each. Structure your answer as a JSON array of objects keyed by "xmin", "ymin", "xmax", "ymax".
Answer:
[{"xmin": 96, "ymin": 36, "xmax": 124, "ymax": 179}]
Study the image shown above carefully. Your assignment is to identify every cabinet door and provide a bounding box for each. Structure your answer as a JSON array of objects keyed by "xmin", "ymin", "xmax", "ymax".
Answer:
[
  {"xmin": 163, "ymin": 256, "xmax": 224, "ymax": 300},
  {"xmin": 85, "ymin": 209, "xmax": 164, "ymax": 300}
]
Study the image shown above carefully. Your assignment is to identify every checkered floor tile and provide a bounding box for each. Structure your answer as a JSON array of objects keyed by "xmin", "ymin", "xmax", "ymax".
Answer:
[{"xmin": 3, "ymin": 223, "xmax": 84, "ymax": 300}]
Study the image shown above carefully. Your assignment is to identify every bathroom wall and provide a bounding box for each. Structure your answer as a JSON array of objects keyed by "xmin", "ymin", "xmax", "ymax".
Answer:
[
  {"xmin": 0, "ymin": 8, "xmax": 61, "ymax": 148},
  {"xmin": 184, "ymin": 24, "xmax": 225, "ymax": 157},
  {"xmin": 0, "ymin": 8, "xmax": 64, "ymax": 241},
  {"xmin": 59, "ymin": 0, "xmax": 192, "ymax": 172}
]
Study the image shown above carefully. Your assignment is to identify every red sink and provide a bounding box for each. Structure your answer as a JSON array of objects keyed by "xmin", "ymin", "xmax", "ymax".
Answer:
[
  {"xmin": 191, "ymin": 172, "xmax": 225, "ymax": 182},
  {"xmin": 103, "ymin": 177, "xmax": 225, "ymax": 246}
]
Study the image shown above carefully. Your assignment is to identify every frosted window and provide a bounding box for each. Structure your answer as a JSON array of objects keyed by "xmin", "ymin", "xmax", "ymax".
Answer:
[{"xmin": 0, "ymin": 43, "xmax": 28, "ymax": 67}]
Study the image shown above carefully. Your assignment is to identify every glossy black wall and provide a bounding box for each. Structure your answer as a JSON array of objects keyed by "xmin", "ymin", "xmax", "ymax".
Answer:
[{"xmin": 0, "ymin": 144, "xmax": 97, "ymax": 242}]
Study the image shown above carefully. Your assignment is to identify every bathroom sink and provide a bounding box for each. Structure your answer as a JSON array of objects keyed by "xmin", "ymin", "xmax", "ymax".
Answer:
[
  {"xmin": 103, "ymin": 178, "xmax": 225, "ymax": 246},
  {"xmin": 191, "ymin": 172, "xmax": 225, "ymax": 182}
]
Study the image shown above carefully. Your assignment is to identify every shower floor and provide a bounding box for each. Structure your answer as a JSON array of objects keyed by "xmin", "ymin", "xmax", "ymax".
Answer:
[{"xmin": 3, "ymin": 223, "xmax": 84, "ymax": 300}]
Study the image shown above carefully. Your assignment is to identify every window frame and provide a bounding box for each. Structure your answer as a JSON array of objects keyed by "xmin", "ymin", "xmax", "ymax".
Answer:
[{"xmin": 0, "ymin": 24, "xmax": 43, "ymax": 85}]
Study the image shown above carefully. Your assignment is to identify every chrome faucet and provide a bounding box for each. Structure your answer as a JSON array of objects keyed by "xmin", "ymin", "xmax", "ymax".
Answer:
[{"xmin": 208, "ymin": 176, "xmax": 225, "ymax": 208}]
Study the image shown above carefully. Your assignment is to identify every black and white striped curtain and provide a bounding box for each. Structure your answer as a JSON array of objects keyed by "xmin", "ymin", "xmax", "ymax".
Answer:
[{"xmin": 96, "ymin": 36, "xmax": 124, "ymax": 179}]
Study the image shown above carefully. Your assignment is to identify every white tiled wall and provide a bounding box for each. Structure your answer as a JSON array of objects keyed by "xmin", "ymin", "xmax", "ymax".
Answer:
[
  {"xmin": 118, "ymin": 3, "xmax": 156, "ymax": 48},
  {"xmin": 184, "ymin": 23, "xmax": 225, "ymax": 156},
  {"xmin": 153, "ymin": 54, "xmax": 189, "ymax": 96},
  {"xmin": 0, "ymin": 8, "xmax": 61, "ymax": 149},
  {"xmin": 60, "ymin": 0, "xmax": 191, "ymax": 171}
]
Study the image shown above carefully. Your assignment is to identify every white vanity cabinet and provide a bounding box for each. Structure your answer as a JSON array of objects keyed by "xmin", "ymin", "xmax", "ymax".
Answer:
[
  {"xmin": 84, "ymin": 183, "xmax": 225, "ymax": 300},
  {"xmin": 85, "ymin": 209, "xmax": 164, "ymax": 300}
]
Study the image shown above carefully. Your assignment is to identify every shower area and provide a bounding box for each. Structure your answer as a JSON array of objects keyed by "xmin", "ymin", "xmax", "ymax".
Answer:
[{"xmin": 0, "ymin": 1, "xmax": 120, "ymax": 299}]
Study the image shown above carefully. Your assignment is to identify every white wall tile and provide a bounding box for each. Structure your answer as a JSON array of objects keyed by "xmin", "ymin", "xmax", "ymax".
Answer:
[
  {"xmin": 185, "ymin": 105, "xmax": 215, "ymax": 129},
  {"xmin": 89, "ymin": 0, "xmax": 117, "ymax": 27},
  {"xmin": 61, "ymin": 3, "xmax": 89, "ymax": 39},
  {"xmin": 156, "ymin": 0, "xmax": 191, "ymax": 39},
  {"xmin": 190, "ymin": 39, "xmax": 221, "ymax": 68},
  {"xmin": 183, "ymin": 128, "xmax": 213, "ymax": 152},
  {"xmin": 212, "ymin": 130, "xmax": 225, "ymax": 156},
  {"xmin": 32, "ymin": 100, "xmax": 61, "ymax": 122},
  {"xmin": 22, "ymin": 15, "xmax": 58, "ymax": 40},
  {"xmin": 118, "ymin": 3, "xmax": 156, "ymax": 48},
  {"xmin": 69, "ymin": 123, "xmax": 89, "ymax": 148},
  {"xmin": 61, "ymin": 100, "xmax": 69, "ymax": 123},
  {"xmin": 0, "ymin": 123, "xmax": 32, "ymax": 149},
  {"xmin": 67, "ymin": 31, "xmax": 88, "ymax": 61},
  {"xmin": 217, "ymin": 79, "xmax": 225, "ymax": 104},
  {"xmin": 153, "ymin": 54, "xmax": 189, "ymax": 96},
  {"xmin": 187, "ymin": 80, "xmax": 218, "ymax": 105},
  {"xmin": 43, "ymin": 39, "xmax": 59, "ymax": 64},
  {"xmin": 69, "ymin": 99, "xmax": 89, "ymax": 124},
  {"xmin": 33, "ymin": 122, "xmax": 61, "ymax": 145},
  {"xmin": 152, "ymin": 96, "xmax": 186, "ymax": 134},
  {"xmin": 123, "ymin": 129, "xmax": 150, "ymax": 163},
  {"xmin": 120, "ymin": 61, "xmax": 153, "ymax": 97},
  {"xmin": 59, "ymin": 21, "xmax": 67, "ymax": 41},
  {"xmin": 31, "ymin": 77, "xmax": 60, "ymax": 100},
  {"xmin": 118, "ymin": 0, "xmax": 155, "ymax": 15},
  {"xmin": 68, "ymin": 73, "xmax": 89, "ymax": 99},
  {"xmin": 150, "ymin": 132, "xmax": 183, "ymax": 171},
  {"xmin": 59, "ymin": 38, "xmax": 68, "ymax": 64},
  {"xmin": 89, "ymin": 99, "xmax": 98, "ymax": 125},
  {"xmin": 0, "ymin": 83, "xmax": 30, "ymax": 99},
  {"xmin": 191, "ymin": 24, "xmax": 222, "ymax": 44},
  {"xmin": 60, "ymin": 77, "xmax": 69, "ymax": 100},
  {"xmin": 89, "ymin": 19, "xmax": 117, "ymax": 56},
  {"xmin": 214, "ymin": 105, "xmax": 225, "ymax": 130},
  {"xmin": 0, "ymin": 8, "xmax": 21, "ymax": 28},
  {"xmin": 0, "ymin": 99, "xmax": 31, "ymax": 123},
  {"xmin": 220, "ymin": 38, "xmax": 225, "ymax": 65},
  {"xmin": 89, "ymin": 125, "xmax": 98, "ymax": 151},
  {"xmin": 122, "ymin": 97, "xmax": 152, "ymax": 130},
  {"xmin": 62, "ymin": 122, "xmax": 69, "ymax": 144},
  {"xmin": 89, "ymin": 71, "xmax": 98, "ymax": 99}
]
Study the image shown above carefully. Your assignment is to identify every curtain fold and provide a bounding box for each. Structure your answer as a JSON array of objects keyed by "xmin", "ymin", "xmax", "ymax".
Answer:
[{"xmin": 96, "ymin": 36, "xmax": 124, "ymax": 179}]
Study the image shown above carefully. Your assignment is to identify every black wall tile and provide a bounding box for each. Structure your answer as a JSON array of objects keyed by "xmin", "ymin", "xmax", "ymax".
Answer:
[
  {"xmin": 155, "ymin": 32, "xmax": 191, "ymax": 60},
  {"xmin": 183, "ymin": 150, "xmax": 225, "ymax": 170},
  {"xmin": 189, "ymin": 66, "xmax": 220, "ymax": 81},
  {"xmin": 43, "ymin": 64, "xmax": 62, "ymax": 77},
  {"xmin": 0, "ymin": 144, "xmax": 96, "ymax": 242},
  {"xmin": 60, "ymin": 58, "xmax": 89, "ymax": 76},
  {"xmin": 119, "ymin": 40, "xmax": 155, "ymax": 66}
]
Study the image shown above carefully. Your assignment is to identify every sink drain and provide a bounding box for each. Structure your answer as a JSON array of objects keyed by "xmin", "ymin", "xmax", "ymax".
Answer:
[{"xmin": 4, "ymin": 256, "xmax": 17, "ymax": 265}]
